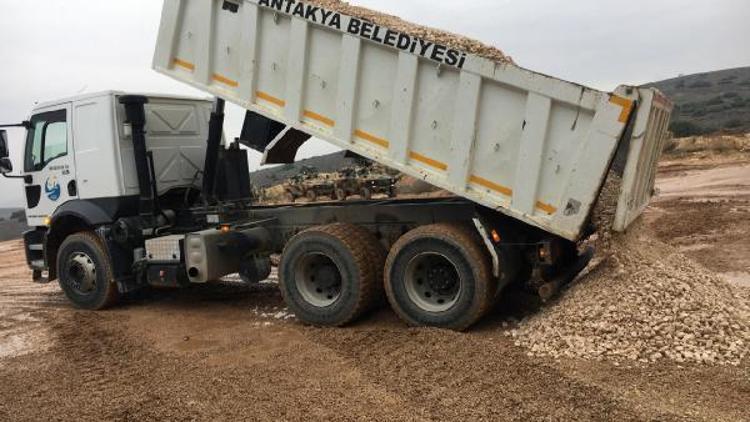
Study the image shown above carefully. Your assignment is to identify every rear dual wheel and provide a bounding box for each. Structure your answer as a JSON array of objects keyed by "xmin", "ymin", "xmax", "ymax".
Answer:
[
  {"xmin": 280, "ymin": 222, "xmax": 497, "ymax": 331},
  {"xmin": 384, "ymin": 224, "xmax": 496, "ymax": 331},
  {"xmin": 279, "ymin": 224, "xmax": 385, "ymax": 327}
]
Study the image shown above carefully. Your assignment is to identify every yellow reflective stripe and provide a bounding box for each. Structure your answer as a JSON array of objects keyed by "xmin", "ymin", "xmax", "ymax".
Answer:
[
  {"xmin": 470, "ymin": 175, "xmax": 513, "ymax": 197},
  {"xmin": 212, "ymin": 73, "xmax": 239, "ymax": 88},
  {"xmin": 354, "ymin": 129, "xmax": 389, "ymax": 149},
  {"xmin": 173, "ymin": 58, "xmax": 195, "ymax": 71},
  {"xmin": 409, "ymin": 151, "xmax": 448, "ymax": 171},
  {"xmin": 303, "ymin": 110, "xmax": 335, "ymax": 127},
  {"xmin": 610, "ymin": 95, "xmax": 634, "ymax": 123},
  {"xmin": 535, "ymin": 201, "xmax": 557, "ymax": 215},
  {"xmin": 256, "ymin": 91, "xmax": 286, "ymax": 107}
]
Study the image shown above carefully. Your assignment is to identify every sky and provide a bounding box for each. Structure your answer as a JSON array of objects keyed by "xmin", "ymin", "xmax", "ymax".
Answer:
[{"xmin": 0, "ymin": 0, "xmax": 748, "ymax": 207}]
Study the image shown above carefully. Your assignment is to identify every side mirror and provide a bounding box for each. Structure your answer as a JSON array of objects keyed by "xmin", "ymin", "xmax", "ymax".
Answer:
[
  {"xmin": 0, "ymin": 157, "xmax": 12, "ymax": 174},
  {"xmin": 0, "ymin": 130, "xmax": 8, "ymax": 159}
]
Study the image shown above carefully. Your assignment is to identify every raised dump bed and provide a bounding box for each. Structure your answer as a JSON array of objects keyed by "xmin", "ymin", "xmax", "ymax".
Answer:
[{"xmin": 152, "ymin": 0, "xmax": 672, "ymax": 241}]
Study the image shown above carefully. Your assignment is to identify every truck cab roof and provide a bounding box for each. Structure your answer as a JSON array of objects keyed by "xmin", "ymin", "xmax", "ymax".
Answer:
[{"xmin": 31, "ymin": 90, "xmax": 213, "ymax": 112}]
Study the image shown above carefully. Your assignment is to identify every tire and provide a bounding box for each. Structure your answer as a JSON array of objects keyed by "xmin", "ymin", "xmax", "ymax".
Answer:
[
  {"xmin": 334, "ymin": 188, "xmax": 347, "ymax": 201},
  {"xmin": 239, "ymin": 256, "xmax": 272, "ymax": 284},
  {"xmin": 279, "ymin": 224, "xmax": 382, "ymax": 326},
  {"xmin": 284, "ymin": 192, "xmax": 296, "ymax": 203},
  {"xmin": 353, "ymin": 225, "xmax": 387, "ymax": 307},
  {"xmin": 306, "ymin": 190, "xmax": 318, "ymax": 202},
  {"xmin": 57, "ymin": 231, "xmax": 119, "ymax": 310},
  {"xmin": 384, "ymin": 223, "xmax": 496, "ymax": 331},
  {"xmin": 361, "ymin": 187, "xmax": 372, "ymax": 200}
]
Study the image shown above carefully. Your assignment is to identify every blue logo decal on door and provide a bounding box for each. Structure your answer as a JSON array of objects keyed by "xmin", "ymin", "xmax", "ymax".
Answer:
[{"xmin": 45, "ymin": 176, "xmax": 61, "ymax": 201}]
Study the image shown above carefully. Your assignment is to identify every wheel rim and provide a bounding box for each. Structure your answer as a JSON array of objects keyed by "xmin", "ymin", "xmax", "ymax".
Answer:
[
  {"xmin": 294, "ymin": 253, "xmax": 342, "ymax": 307},
  {"xmin": 404, "ymin": 252, "xmax": 461, "ymax": 312},
  {"xmin": 66, "ymin": 252, "xmax": 97, "ymax": 294}
]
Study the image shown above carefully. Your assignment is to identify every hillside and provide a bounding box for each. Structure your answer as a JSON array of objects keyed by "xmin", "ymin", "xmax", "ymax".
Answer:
[
  {"xmin": 645, "ymin": 66, "xmax": 750, "ymax": 136},
  {"xmin": 250, "ymin": 151, "xmax": 355, "ymax": 188}
]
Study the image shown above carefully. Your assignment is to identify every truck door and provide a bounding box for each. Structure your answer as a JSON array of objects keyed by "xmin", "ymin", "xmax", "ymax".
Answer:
[{"xmin": 23, "ymin": 104, "xmax": 77, "ymax": 227}]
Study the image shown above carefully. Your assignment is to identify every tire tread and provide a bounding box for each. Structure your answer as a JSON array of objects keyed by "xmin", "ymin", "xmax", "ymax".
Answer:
[
  {"xmin": 384, "ymin": 223, "xmax": 495, "ymax": 331},
  {"xmin": 57, "ymin": 231, "xmax": 119, "ymax": 310},
  {"xmin": 280, "ymin": 223, "xmax": 385, "ymax": 326}
]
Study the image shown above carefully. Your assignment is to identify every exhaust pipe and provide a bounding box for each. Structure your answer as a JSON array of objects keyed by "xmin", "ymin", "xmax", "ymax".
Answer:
[{"xmin": 119, "ymin": 95, "xmax": 156, "ymax": 218}]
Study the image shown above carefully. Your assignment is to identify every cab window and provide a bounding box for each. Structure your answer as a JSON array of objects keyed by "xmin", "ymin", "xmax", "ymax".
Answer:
[{"xmin": 24, "ymin": 109, "xmax": 68, "ymax": 172}]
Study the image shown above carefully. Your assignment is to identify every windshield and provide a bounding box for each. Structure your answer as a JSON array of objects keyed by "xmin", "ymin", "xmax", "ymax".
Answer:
[{"xmin": 24, "ymin": 109, "xmax": 68, "ymax": 172}]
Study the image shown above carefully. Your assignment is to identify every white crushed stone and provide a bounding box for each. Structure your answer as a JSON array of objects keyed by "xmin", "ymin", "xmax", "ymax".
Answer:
[
  {"xmin": 509, "ymin": 174, "xmax": 750, "ymax": 366},
  {"xmin": 252, "ymin": 306, "xmax": 296, "ymax": 321},
  {"xmin": 306, "ymin": 0, "xmax": 513, "ymax": 64}
]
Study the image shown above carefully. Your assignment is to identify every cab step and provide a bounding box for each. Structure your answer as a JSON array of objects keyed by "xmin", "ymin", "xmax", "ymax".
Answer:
[{"xmin": 30, "ymin": 261, "xmax": 50, "ymax": 284}]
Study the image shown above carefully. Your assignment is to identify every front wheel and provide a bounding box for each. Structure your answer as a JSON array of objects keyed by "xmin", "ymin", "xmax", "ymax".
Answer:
[
  {"xmin": 384, "ymin": 223, "xmax": 496, "ymax": 331},
  {"xmin": 57, "ymin": 232, "xmax": 119, "ymax": 310}
]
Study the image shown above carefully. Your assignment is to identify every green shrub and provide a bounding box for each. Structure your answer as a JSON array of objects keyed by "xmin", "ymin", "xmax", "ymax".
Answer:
[
  {"xmin": 670, "ymin": 121, "xmax": 706, "ymax": 137},
  {"xmin": 689, "ymin": 80, "xmax": 713, "ymax": 88},
  {"xmin": 724, "ymin": 119, "xmax": 743, "ymax": 129},
  {"xmin": 691, "ymin": 108, "xmax": 707, "ymax": 118}
]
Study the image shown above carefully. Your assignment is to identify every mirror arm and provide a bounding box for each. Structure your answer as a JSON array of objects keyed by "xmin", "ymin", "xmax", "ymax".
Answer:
[
  {"xmin": 0, "ymin": 121, "xmax": 30, "ymax": 129},
  {"xmin": 1, "ymin": 173, "xmax": 26, "ymax": 180}
]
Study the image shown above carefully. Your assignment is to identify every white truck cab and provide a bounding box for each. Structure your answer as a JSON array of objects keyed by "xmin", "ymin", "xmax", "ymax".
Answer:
[
  {"xmin": 17, "ymin": 91, "xmax": 212, "ymax": 227},
  {"xmin": 0, "ymin": 91, "xmax": 221, "ymax": 291}
]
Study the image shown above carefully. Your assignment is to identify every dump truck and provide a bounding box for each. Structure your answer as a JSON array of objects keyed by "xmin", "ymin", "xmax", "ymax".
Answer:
[{"xmin": 0, "ymin": 0, "xmax": 672, "ymax": 331}]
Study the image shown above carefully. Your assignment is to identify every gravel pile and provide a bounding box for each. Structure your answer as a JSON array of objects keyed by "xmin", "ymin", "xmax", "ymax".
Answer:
[
  {"xmin": 510, "ymin": 222, "xmax": 750, "ymax": 366},
  {"xmin": 307, "ymin": 0, "xmax": 513, "ymax": 64}
]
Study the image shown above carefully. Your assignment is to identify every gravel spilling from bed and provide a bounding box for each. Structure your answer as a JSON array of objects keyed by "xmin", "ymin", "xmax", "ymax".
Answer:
[{"xmin": 509, "ymin": 174, "xmax": 749, "ymax": 366}]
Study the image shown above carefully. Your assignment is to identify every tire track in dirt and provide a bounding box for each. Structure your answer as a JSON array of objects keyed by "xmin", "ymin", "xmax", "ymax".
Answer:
[
  {"xmin": 0, "ymin": 250, "xmax": 66, "ymax": 360},
  {"xmin": 304, "ymin": 320, "xmax": 692, "ymax": 421}
]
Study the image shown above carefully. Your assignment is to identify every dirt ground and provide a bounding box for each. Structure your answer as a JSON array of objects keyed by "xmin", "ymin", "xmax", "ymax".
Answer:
[
  {"xmin": 649, "ymin": 153, "xmax": 750, "ymax": 288},
  {"xmin": 0, "ymin": 154, "xmax": 748, "ymax": 421}
]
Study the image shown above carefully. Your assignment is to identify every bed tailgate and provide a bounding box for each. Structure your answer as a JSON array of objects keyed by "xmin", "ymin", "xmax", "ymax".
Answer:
[{"xmin": 613, "ymin": 88, "xmax": 674, "ymax": 231}]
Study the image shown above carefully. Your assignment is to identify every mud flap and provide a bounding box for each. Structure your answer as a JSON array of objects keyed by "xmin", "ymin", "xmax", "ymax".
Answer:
[{"xmin": 537, "ymin": 247, "xmax": 594, "ymax": 302}]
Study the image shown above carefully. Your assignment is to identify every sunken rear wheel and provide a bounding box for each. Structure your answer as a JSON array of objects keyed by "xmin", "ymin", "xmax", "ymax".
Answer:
[
  {"xmin": 57, "ymin": 231, "xmax": 119, "ymax": 310},
  {"xmin": 279, "ymin": 224, "xmax": 384, "ymax": 327},
  {"xmin": 385, "ymin": 223, "xmax": 496, "ymax": 331}
]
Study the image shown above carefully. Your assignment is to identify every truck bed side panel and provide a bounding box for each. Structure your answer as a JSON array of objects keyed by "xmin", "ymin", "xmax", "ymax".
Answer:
[{"xmin": 153, "ymin": 0, "xmax": 657, "ymax": 240}]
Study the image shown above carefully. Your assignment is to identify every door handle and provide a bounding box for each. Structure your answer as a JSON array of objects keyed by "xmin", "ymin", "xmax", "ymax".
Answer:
[{"xmin": 67, "ymin": 180, "xmax": 77, "ymax": 197}]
